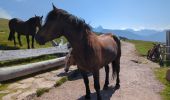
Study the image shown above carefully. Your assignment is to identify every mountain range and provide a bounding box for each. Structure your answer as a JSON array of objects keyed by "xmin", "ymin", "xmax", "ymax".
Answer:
[{"xmin": 93, "ymin": 26, "xmax": 166, "ymax": 42}]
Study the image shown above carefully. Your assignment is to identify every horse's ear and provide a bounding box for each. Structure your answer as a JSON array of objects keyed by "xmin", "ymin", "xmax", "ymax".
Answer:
[
  {"xmin": 41, "ymin": 16, "xmax": 43, "ymax": 19},
  {"xmin": 35, "ymin": 14, "xmax": 37, "ymax": 17},
  {"xmin": 52, "ymin": 3, "xmax": 57, "ymax": 10}
]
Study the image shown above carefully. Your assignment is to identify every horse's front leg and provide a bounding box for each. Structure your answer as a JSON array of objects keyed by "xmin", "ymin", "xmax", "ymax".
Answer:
[
  {"xmin": 103, "ymin": 65, "xmax": 109, "ymax": 90},
  {"xmin": 79, "ymin": 69, "xmax": 91, "ymax": 99},
  {"xmin": 64, "ymin": 63, "xmax": 70, "ymax": 73},
  {"xmin": 17, "ymin": 34, "xmax": 22, "ymax": 46},
  {"xmin": 93, "ymin": 70, "xmax": 102, "ymax": 100},
  {"xmin": 13, "ymin": 35, "xmax": 16, "ymax": 46},
  {"xmin": 26, "ymin": 35, "xmax": 30, "ymax": 49},
  {"xmin": 32, "ymin": 35, "xmax": 35, "ymax": 48}
]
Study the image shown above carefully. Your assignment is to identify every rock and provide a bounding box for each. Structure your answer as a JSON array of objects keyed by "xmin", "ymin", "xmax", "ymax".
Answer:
[
  {"xmin": 17, "ymin": 83, "xmax": 32, "ymax": 89},
  {"xmin": 0, "ymin": 90, "xmax": 10, "ymax": 94},
  {"xmin": 2, "ymin": 90, "xmax": 22, "ymax": 100},
  {"xmin": 19, "ymin": 77, "xmax": 35, "ymax": 84},
  {"xmin": 32, "ymin": 78, "xmax": 55, "ymax": 89},
  {"xmin": 166, "ymin": 69, "xmax": 170, "ymax": 82},
  {"xmin": 7, "ymin": 83, "xmax": 21, "ymax": 90},
  {"xmin": 17, "ymin": 89, "xmax": 36, "ymax": 100}
]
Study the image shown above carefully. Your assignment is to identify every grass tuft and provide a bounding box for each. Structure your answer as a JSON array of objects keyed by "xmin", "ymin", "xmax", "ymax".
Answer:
[
  {"xmin": 55, "ymin": 76, "xmax": 68, "ymax": 87},
  {"xmin": 0, "ymin": 83, "xmax": 10, "ymax": 100},
  {"xmin": 36, "ymin": 88, "xmax": 49, "ymax": 97}
]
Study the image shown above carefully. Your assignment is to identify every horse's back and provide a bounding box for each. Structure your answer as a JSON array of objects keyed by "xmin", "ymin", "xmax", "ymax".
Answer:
[
  {"xmin": 9, "ymin": 18, "xmax": 23, "ymax": 29},
  {"xmin": 97, "ymin": 33, "xmax": 119, "ymax": 66}
]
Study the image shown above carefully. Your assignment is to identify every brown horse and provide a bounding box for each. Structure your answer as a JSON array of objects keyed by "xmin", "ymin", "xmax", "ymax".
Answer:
[
  {"xmin": 35, "ymin": 5, "xmax": 121, "ymax": 100},
  {"xmin": 8, "ymin": 15, "xmax": 43, "ymax": 49}
]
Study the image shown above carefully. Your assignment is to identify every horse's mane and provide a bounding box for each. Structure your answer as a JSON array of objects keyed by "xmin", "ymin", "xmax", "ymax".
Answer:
[
  {"xmin": 46, "ymin": 8, "xmax": 92, "ymax": 31},
  {"xmin": 26, "ymin": 16, "xmax": 38, "ymax": 24}
]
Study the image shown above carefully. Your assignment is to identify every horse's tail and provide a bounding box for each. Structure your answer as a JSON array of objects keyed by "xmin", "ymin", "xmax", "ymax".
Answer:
[
  {"xmin": 112, "ymin": 34, "xmax": 121, "ymax": 80},
  {"xmin": 112, "ymin": 35, "xmax": 121, "ymax": 57}
]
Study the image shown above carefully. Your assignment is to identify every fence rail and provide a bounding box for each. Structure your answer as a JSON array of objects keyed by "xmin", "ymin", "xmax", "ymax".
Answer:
[
  {"xmin": 160, "ymin": 44, "xmax": 170, "ymax": 61},
  {"xmin": 0, "ymin": 44, "xmax": 69, "ymax": 61}
]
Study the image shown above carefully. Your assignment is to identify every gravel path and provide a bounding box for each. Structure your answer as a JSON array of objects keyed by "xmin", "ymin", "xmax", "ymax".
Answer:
[{"xmin": 34, "ymin": 42, "xmax": 163, "ymax": 100}]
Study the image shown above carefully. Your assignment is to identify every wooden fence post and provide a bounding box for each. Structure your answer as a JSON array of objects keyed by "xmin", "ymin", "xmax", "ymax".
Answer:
[{"xmin": 166, "ymin": 31, "xmax": 170, "ymax": 60}]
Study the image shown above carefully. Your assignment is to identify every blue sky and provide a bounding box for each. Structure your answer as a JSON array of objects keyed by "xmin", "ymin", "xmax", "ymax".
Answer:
[{"xmin": 0, "ymin": 0, "xmax": 170, "ymax": 30}]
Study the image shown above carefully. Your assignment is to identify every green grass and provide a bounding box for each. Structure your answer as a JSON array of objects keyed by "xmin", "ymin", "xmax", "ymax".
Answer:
[
  {"xmin": 36, "ymin": 88, "xmax": 50, "ymax": 97},
  {"xmin": 0, "ymin": 83, "xmax": 10, "ymax": 100},
  {"xmin": 0, "ymin": 93, "xmax": 8, "ymax": 100},
  {"xmin": 155, "ymin": 68, "xmax": 170, "ymax": 100},
  {"xmin": 0, "ymin": 18, "xmax": 67, "ymax": 50},
  {"xmin": 55, "ymin": 76, "xmax": 68, "ymax": 87},
  {"xmin": 0, "ymin": 84, "xmax": 9, "ymax": 91},
  {"xmin": 127, "ymin": 39, "xmax": 157, "ymax": 56},
  {"xmin": 0, "ymin": 54, "xmax": 59, "ymax": 67}
]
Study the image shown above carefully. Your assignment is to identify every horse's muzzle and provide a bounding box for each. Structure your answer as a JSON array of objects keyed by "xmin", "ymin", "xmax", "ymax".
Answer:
[{"xmin": 35, "ymin": 35, "xmax": 46, "ymax": 45}]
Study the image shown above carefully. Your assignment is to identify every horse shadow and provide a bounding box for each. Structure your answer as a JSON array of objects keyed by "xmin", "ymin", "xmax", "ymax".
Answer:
[
  {"xmin": 57, "ymin": 70, "xmax": 92, "ymax": 81},
  {"xmin": 78, "ymin": 85, "xmax": 119, "ymax": 100},
  {"xmin": 0, "ymin": 44, "xmax": 20, "ymax": 50}
]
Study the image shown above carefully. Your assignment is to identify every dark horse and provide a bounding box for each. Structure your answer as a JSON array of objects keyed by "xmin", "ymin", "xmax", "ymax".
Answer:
[
  {"xmin": 35, "ymin": 5, "xmax": 121, "ymax": 100},
  {"xmin": 8, "ymin": 15, "xmax": 43, "ymax": 49}
]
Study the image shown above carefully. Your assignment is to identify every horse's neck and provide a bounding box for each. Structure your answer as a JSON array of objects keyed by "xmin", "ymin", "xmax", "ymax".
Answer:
[
  {"xmin": 26, "ymin": 19, "xmax": 35, "ymax": 26},
  {"xmin": 64, "ymin": 31, "xmax": 97, "ymax": 62},
  {"xmin": 65, "ymin": 30, "xmax": 95, "ymax": 51}
]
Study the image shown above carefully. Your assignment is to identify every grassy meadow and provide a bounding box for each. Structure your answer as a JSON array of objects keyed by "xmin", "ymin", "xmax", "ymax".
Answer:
[{"xmin": 127, "ymin": 39, "xmax": 156, "ymax": 56}]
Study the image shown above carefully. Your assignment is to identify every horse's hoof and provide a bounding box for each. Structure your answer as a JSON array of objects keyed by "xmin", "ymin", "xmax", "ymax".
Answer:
[
  {"xmin": 64, "ymin": 69, "xmax": 69, "ymax": 73},
  {"xmin": 85, "ymin": 95, "xmax": 91, "ymax": 100},
  {"xmin": 97, "ymin": 96, "xmax": 102, "ymax": 100},
  {"xmin": 103, "ymin": 86, "xmax": 109, "ymax": 90},
  {"xmin": 115, "ymin": 84, "xmax": 120, "ymax": 89}
]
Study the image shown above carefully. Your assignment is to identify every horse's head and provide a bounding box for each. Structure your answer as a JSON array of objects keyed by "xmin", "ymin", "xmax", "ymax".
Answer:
[
  {"xmin": 34, "ymin": 15, "xmax": 43, "ymax": 29},
  {"xmin": 35, "ymin": 4, "xmax": 63, "ymax": 45},
  {"xmin": 35, "ymin": 4, "xmax": 91, "ymax": 45}
]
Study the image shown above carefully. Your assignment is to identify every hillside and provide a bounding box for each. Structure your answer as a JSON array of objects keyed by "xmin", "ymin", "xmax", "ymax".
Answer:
[
  {"xmin": 0, "ymin": 18, "xmax": 9, "ymax": 32},
  {"xmin": 93, "ymin": 26, "xmax": 166, "ymax": 42}
]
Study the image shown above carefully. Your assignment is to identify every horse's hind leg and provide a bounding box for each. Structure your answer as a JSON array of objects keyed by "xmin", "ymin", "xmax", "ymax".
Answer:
[
  {"xmin": 13, "ymin": 35, "xmax": 16, "ymax": 46},
  {"xmin": 17, "ymin": 34, "xmax": 22, "ymax": 46},
  {"xmin": 112, "ymin": 59, "xmax": 120, "ymax": 89},
  {"xmin": 26, "ymin": 35, "xmax": 30, "ymax": 49},
  {"xmin": 10, "ymin": 30, "xmax": 16, "ymax": 46},
  {"xmin": 32, "ymin": 35, "xmax": 35, "ymax": 48},
  {"xmin": 79, "ymin": 69, "xmax": 91, "ymax": 99},
  {"xmin": 93, "ymin": 70, "xmax": 102, "ymax": 100},
  {"xmin": 103, "ymin": 64, "xmax": 109, "ymax": 90}
]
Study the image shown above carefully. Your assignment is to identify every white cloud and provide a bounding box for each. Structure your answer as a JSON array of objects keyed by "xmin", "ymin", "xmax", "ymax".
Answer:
[{"xmin": 0, "ymin": 8, "xmax": 12, "ymax": 19}]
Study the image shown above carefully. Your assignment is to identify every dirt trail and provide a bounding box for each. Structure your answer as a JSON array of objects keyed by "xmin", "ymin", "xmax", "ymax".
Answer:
[{"xmin": 33, "ymin": 42, "xmax": 163, "ymax": 100}]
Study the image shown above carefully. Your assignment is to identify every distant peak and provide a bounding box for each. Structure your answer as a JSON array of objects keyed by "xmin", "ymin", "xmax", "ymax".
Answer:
[
  {"xmin": 96, "ymin": 25, "xmax": 103, "ymax": 29},
  {"xmin": 93, "ymin": 25, "xmax": 104, "ymax": 32}
]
